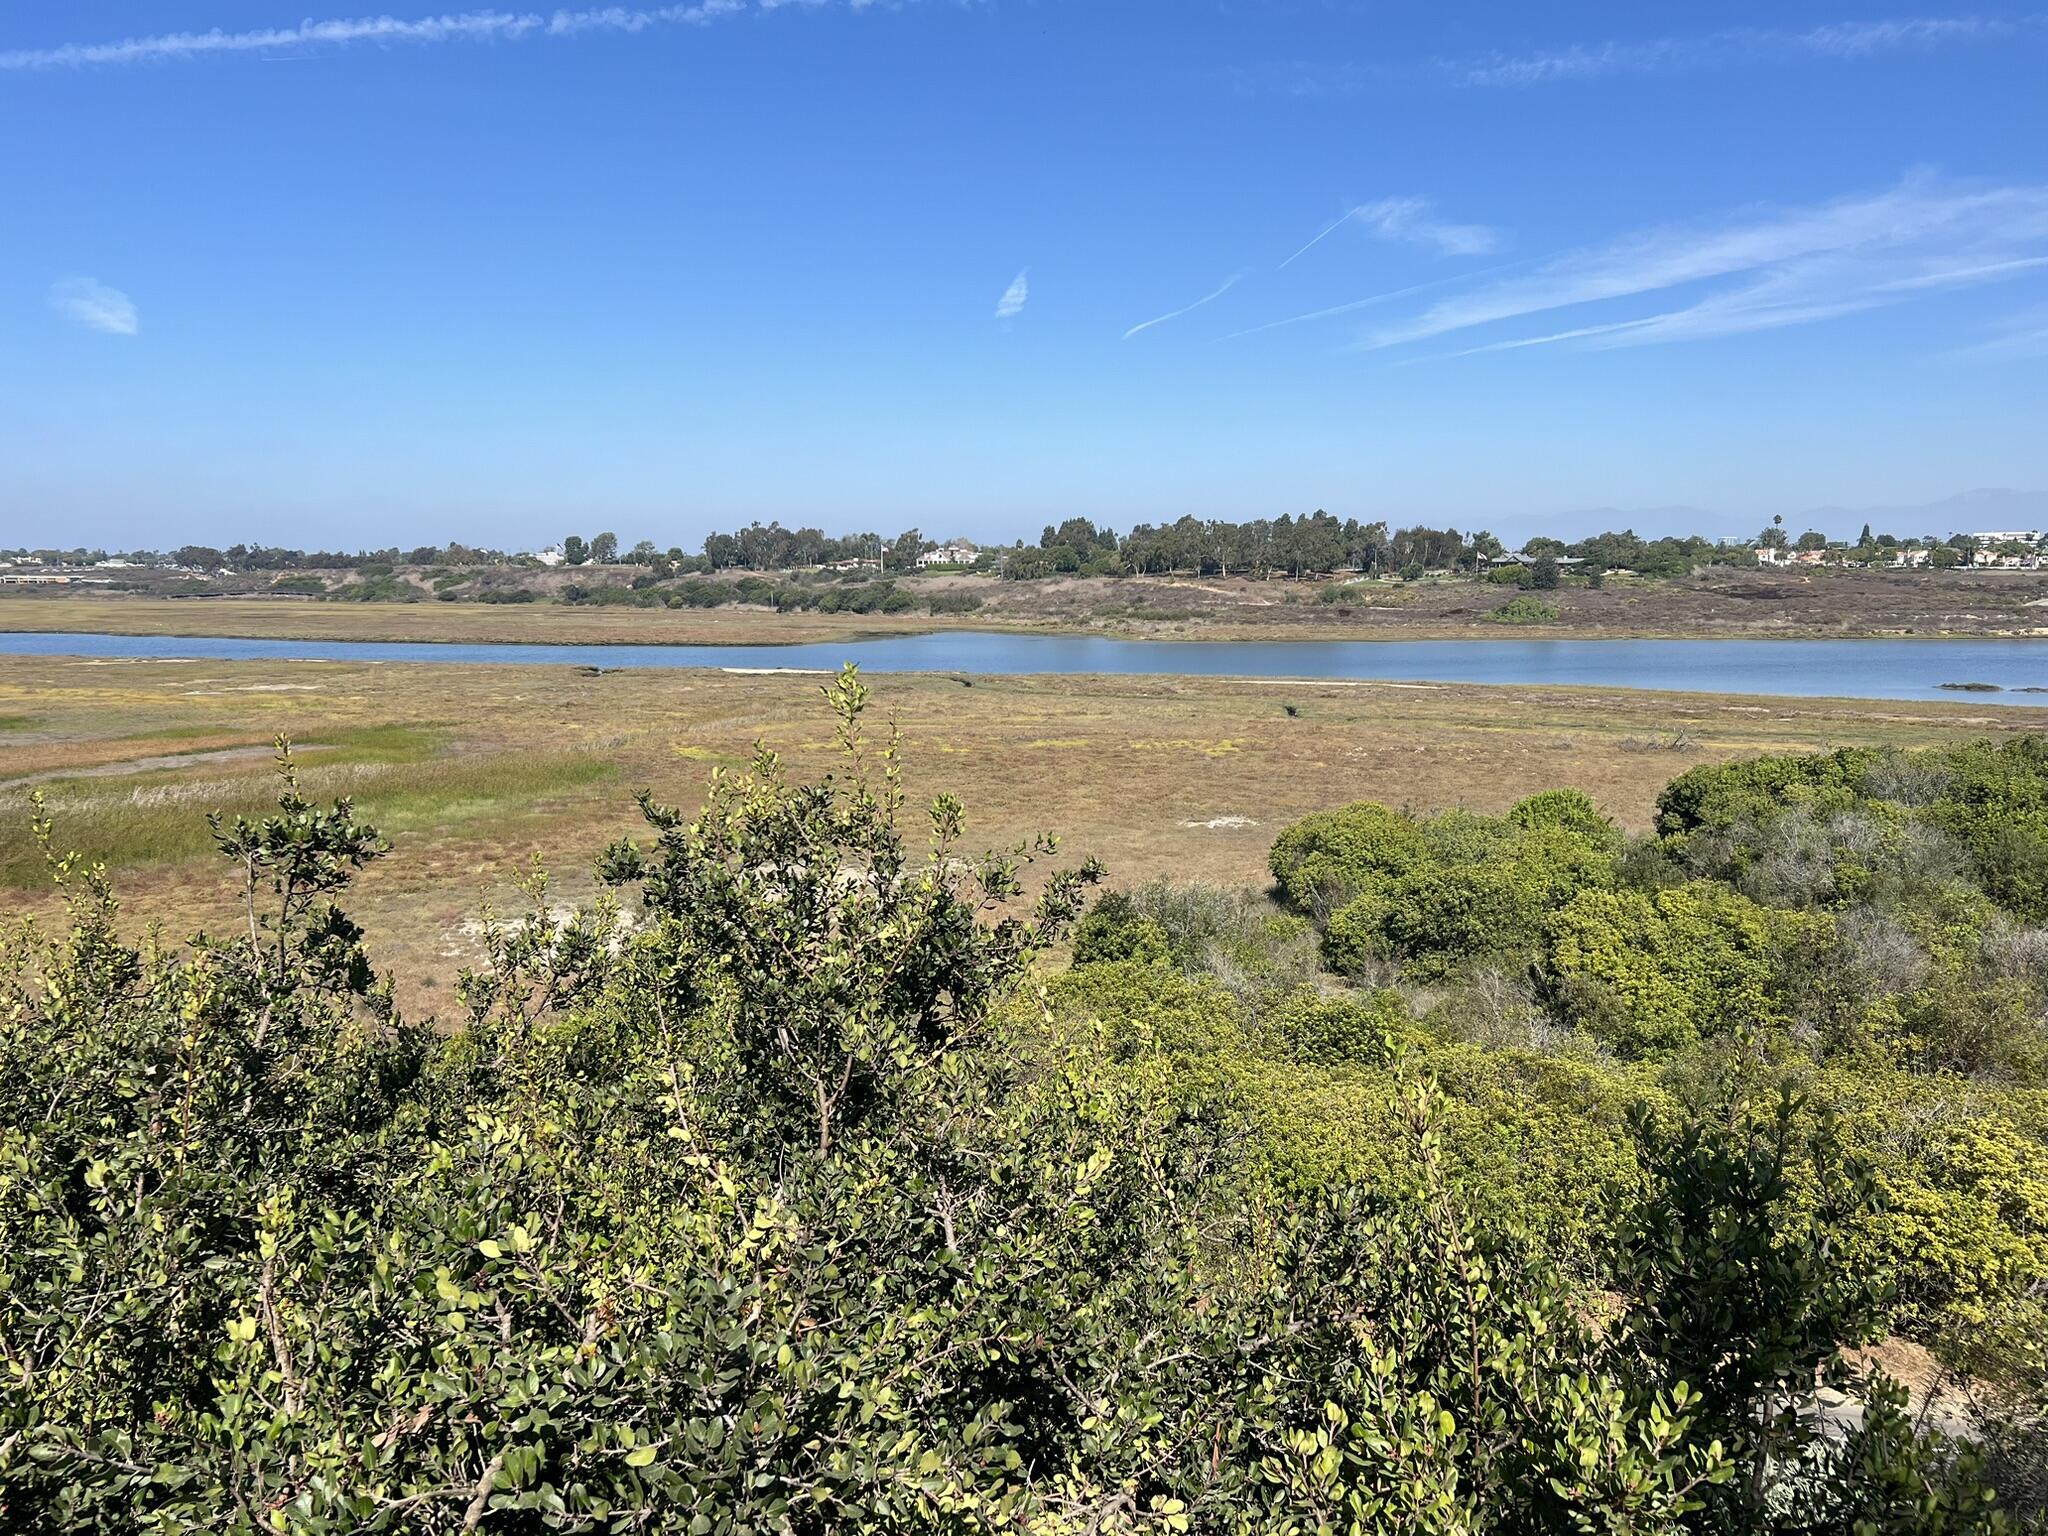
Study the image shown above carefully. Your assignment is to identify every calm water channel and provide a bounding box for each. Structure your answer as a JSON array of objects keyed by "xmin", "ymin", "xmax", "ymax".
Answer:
[{"xmin": 5, "ymin": 630, "xmax": 2048, "ymax": 706}]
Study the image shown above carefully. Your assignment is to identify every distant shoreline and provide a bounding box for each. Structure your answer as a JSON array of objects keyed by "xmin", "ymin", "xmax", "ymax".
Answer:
[
  {"xmin": 8, "ymin": 571, "xmax": 2048, "ymax": 648},
  {"xmin": 9, "ymin": 626, "xmax": 2048, "ymax": 710}
]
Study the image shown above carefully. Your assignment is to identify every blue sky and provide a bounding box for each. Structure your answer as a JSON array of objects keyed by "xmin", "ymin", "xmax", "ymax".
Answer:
[{"xmin": 3, "ymin": 2, "xmax": 2046, "ymax": 549}]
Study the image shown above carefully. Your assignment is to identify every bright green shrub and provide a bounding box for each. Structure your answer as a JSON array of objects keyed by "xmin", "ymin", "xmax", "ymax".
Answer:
[
  {"xmin": 1925, "ymin": 738, "xmax": 2048, "ymax": 920},
  {"xmin": 1418, "ymin": 805, "xmax": 1510, "ymax": 864},
  {"xmin": 1322, "ymin": 887, "xmax": 1392, "ymax": 975},
  {"xmin": 1509, "ymin": 786, "xmax": 1623, "ymax": 852},
  {"xmin": 1379, "ymin": 824, "xmax": 1616, "ymax": 979},
  {"xmin": 1383, "ymin": 859, "xmax": 1549, "ymax": 977},
  {"xmin": 1267, "ymin": 799, "xmax": 1429, "ymax": 914},
  {"xmin": 1256, "ymin": 988, "xmax": 1410, "ymax": 1068},
  {"xmin": 1283, "ymin": 801, "xmax": 1618, "ymax": 979},
  {"xmin": 1655, "ymin": 747, "xmax": 1880, "ymax": 842},
  {"xmin": 1546, "ymin": 883, "xmax": 1805, "ymax": 1055},
  {"xmin": 1821, "ymin": 1070, "xmax": 2048, "ymax": 1342},
  {"xmin": 1071, "ymin": 888, "xmax": 1171, "ymax": 965},
  {"xmin": 1047, "ymin": 957, "xmax": 1247, "ymax": 1057},
  {"xmin": 1405, "ymin": 1041, "xmax": 1661, "ymax": 1255}
]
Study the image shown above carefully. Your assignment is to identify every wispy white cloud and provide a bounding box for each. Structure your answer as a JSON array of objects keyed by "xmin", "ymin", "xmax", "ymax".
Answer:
[
  {"xmin": 1949, "ymin": 303, "xmax": 2048, "ymax": 360},
  {"xmin": 1457, "ymin": 15, "xmax": 2042, "ymax": 87},
  {"xmin": 1121, "ymin": 273, "xmax": 1242, "ymax": 341},
  {"xmin": 1221, "ymin": 270, "xmax": 1510, "ymax": 341},
  {"xmin": 1874, "ymin": 255, "xmax": 2048, "ymax": 293},
  {"xmin": 1221, "ymin": 16, "xmax": 2036, "ymax": 98},
  {"xmin": 993, "ymin": 269, "xmax": 1029, "ymax": 321},
  {"xmin": 1217, "ymin": 60, "xmax": 1379, "ymax": 100},
  {"xmin": 1280, "ymin": 198, "xmax": 1502, "ymax": 267},
  {"xmin": 0, "ymin": 2, "xmax": 889, "ymax": 72},
  {"xmin": 1351, "ymin": 198, "xmax": 1503, "ymax": 256},
  {"xmin": 1369, "ymin": 178, "xmax": 2048, "ymax": 356},
  {"xmin": 49, "ymin": 276, "xmax": 139, "ymax": 336}
]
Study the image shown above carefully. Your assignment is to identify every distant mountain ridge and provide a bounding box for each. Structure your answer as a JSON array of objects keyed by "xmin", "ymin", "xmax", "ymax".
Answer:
[{"xmin": 1486, "ymin": 489, "xmax": 2048, "ymax": 549}]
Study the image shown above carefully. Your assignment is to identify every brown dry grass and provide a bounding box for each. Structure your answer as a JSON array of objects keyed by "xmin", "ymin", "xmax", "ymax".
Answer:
[
  {"xmin": 0, "ymin": 594, "xmax": 951, "ymax": 646},
  {"xmin": 3, "ymin": 652, "xmax": 2040, "ymax": 1016}
]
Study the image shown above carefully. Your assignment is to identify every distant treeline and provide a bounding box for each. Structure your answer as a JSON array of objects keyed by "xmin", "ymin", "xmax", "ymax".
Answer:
[
  {"xmin": 1010, "ymin": 515, "xmax": 1724, "ymax": 580},
  {"xmin": 2, "ymin": 543, "xmax": 519, "ymax": 572},
  {"xmin": 0, "ymin": 517, "xmax": 1920, "ymax": 582}
]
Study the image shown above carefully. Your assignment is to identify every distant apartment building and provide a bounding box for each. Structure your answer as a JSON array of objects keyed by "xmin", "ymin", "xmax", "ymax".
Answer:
[
  {"xmin": 916, "ymin": 543, "xmax": 978, "ymax": 568},
  {"xmin": 526, "ymin": 546, "xmax": 568, "ymax": 567}
]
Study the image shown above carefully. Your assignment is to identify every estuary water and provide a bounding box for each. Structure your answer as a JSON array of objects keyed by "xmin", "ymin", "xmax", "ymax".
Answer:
[{"xmin": 4, "ymin": 629, "xmax": 2048, "ymax": 706}]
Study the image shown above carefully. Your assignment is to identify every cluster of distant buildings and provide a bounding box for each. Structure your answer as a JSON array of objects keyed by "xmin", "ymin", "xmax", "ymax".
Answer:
[
  {"xmin": 1754, "ymin": 530, "xmax": 2046, "ymax": 570},
  {"xmin": 0, "ymin": 554, "xmax": 118, "ymax": 587},
  {"xmin": 811, "ymin": 544, "xmax": 980, "ymax": 572}
]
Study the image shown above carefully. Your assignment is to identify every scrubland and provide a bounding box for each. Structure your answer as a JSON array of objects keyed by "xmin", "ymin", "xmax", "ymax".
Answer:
[
  {"xmin": 7, "ymin": 658, "xmax": 2047, "ymax": 1530},
  {"xmin": 4, "ymin": 653, "xmax": 2036, "ymax": 1014},
  {"xmin": 11, "ymin": 559, "xmax": 2048, "ymax": 645}
]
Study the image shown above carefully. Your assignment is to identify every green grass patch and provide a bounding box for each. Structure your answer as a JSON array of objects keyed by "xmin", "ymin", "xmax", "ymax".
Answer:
[
  {"xmin": 105, "ymin": 723, "xmax": 440, "ymax": 758},
  {"xmin": 0, "ymin": 750, "xmax": 616, "ymax": 889},
  {"xmin": 0, "ymin": 715, "xmax": 31, "ymax": 733},
  {"xmin": 116, "ymin": 724, "xmax": 253, "ymax": 744},
  {"xmin": 317, "ymin": 724, "xmax": 443, "ymax": 761}
]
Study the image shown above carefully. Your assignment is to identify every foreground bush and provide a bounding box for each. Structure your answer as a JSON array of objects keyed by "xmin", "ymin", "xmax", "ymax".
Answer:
[{"xmin": 0, "ymin": 673, "xmax": 2029, "ymax": 1532}]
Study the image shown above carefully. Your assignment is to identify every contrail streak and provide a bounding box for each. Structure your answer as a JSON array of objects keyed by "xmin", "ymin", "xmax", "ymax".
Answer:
[
  {"xmin": 1121, "ymin": 274, "xmax": 1242, "ymax": 341},
  {"xmin": 0, "ymin": 3, "xmax": 777, "ymax": 71},
  {"xmin": 1278, "ymin": 208, "xmax": 1357, "ymax": 269}
]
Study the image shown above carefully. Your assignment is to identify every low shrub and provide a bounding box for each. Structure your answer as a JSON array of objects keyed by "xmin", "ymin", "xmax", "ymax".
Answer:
[{"xmin": 1488, "ymin": 594, "xmax": 1560, "ymax": 625}]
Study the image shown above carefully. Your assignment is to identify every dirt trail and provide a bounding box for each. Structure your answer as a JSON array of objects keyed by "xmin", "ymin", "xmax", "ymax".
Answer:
[{"xmin": 1, "ymin": 745, "xmax": 274, "ymax": 787}]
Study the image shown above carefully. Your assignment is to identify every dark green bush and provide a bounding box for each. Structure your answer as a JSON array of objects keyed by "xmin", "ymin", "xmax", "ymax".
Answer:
[{"xmin": 1488, "ymin": 594, "xmax": 1560, "ymax": 625}]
